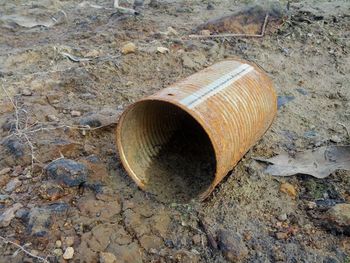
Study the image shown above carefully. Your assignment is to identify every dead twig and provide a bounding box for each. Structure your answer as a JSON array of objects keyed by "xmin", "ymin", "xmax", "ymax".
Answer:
[
  {"xmin": 0, "ymin": 236, "xmax": 49, "ymax": 263},
  {"xmin": 197, "ymin": 216, "xmax": 218, "ymax": 250},
  {"xmin": 1, "ymin": 84, "xmax": 37, "ymax": 168},
  {"xmin": 189, "ymin": 14, "xmax": 269, "ymax": 39}
]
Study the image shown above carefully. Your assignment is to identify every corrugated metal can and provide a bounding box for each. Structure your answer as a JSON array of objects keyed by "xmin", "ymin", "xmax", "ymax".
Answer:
[{"xmin": 116, "ymin": 59, "xmax": 277, "ymax": 201}]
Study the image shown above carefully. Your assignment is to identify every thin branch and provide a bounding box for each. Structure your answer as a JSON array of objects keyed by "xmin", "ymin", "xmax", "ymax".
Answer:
[
  {"xmin": 0, "ymin": 236, "xmax": 49, "ymax": 263},
  {"xmin": 189, "ymin": 13, "xmax": 269, "ymax": 39}
]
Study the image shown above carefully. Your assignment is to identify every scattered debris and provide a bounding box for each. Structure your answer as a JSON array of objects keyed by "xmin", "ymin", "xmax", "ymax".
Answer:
[{"xmin": 256, "ymin": 146, "xmax": 350, "ymax": 178}]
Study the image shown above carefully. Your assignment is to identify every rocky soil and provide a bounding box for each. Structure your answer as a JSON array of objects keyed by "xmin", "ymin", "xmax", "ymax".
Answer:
[{"xmin": 0, "ymin": 0, "xmax": 349, "ymax": 262}]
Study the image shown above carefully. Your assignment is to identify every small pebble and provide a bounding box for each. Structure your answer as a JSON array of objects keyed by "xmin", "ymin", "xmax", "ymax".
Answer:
[
  {"xmin": 157, "ymin": 47, "xmax": 169, "ymax": 54},
  {"xmin": 53, "ymin": 248, "xmax": 63, "ymax": 256},
  {"xmin": 71, "ymin": 110, "xmax": 81, "ymax": 117},
  {"xmin": 21, "ymin": 88, "xmax": 32, "ymax": 96},
  {"xmin": 192, "ymin": 234, "xmax": 201, "ymax": 245},
  {"xmin": 199, "ymin": 30, "xmax": 211, "ymax": 36},
  {"xmin": 330, "ymin": 135, "xmax": 341, "ymax": 143},
  {"xmin": 46, "ymin": 114, "xmax": 60, "ymax": 122},
  {"xmin": 278, "ymin": 213, "xmax": 287, "ymax": 221},
  {"xmin": 166, "ymin": 26, "xmax": 178, "ymax": 36},
  {"xmin": 0, "ymin": 167, "xmax": 11, "ymax": 176},
  {"xmin": 63, "ymin": 247, "xmax": 74, "ymax": 260},
  {"xmin": 5, "ymin": 178, "xmax": 22, "ymax": 193},
  {"xmin": 55, "ymin": 240, "xmax": 62, "ymax": 248},
  {"xmin": 275, "ymin": 232, "xmax": 288, "ymax": 240},
  {"xmin": 207, "ymin": 2, "xmax": 215, "ymax": 10},
  {"xmin": 63, "ymin": 236, "xmax": 75, "ymax": 247},
  {"xmin": 306, "ymin": 201, "xmax": 317, "ymax": 209},
  {"xmin": 100, "ymin": 252, "xmax": 117, "ymax": 263},
  {"xmin": 121, "ymin": 42, "xmax": 136, "ymax": 55}
]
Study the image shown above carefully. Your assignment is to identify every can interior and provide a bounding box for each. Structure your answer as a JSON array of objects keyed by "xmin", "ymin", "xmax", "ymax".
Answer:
[{"xmin": 118, "ymin": 100, "xmax": 216, "ymax": 202}]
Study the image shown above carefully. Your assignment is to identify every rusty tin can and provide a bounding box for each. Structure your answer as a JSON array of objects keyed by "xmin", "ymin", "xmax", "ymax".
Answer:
[{"xmin": 116, "ymin": 59, "xmax": 277, "ymax": 200}]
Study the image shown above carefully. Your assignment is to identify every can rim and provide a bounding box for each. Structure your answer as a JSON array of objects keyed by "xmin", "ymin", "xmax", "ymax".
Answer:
[{"xmin": 116, "ymin": 97, "xmax": 220, "ymax": 200}]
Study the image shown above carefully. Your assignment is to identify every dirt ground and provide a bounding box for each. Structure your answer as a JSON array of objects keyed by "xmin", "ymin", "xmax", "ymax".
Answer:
[{"xmin": 0, "ymin": 0, "xmax": 349, "ymax": 262}]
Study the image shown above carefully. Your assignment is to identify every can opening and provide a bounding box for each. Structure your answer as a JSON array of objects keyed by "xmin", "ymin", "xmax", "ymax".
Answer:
[{"xmin": 118, "ymin": 100, "xmax": 216, "ymax": 202}]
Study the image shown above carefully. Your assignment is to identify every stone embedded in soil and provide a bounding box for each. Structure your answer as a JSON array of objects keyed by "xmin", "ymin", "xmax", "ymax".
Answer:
[
  {"xmin": 46, "ymin": 114, "xmax": 60, "ymax": 122},
  {"xmin": 330, "ymin": 135, "xmax": 341, "ymax": 143},
  {"xmin": 15, "ymin": 208, "xmax": 29, "ymax": 221},
  {"xmin": 77, "ymin": 194, "xmax": 121, "ymax": 220},
  {"xmin": 275, "ymin": 232, "xmax": 289, "ymax": 240},
  {"xmin": 38, "ymin": 139, "xmax": 83, "ymax": 163},
  {"xmin": 139, "ymin": 234, "xmax": 164, "ymax": 250},
  {"xmin": 63, "ymin": 247, "xmax": 74, "ymax": 260},
  {"xmin": 100, "ymin": 252, "xmax": 117, "ymax": 263},
  {"xmin": 53, "ymin": 248, "xmax": 63, "ymax": 256},
  {"xmin": 107, "ymin": 242, "xmax": 142, "ymax": 263},
  {"xmin": 45, "ymin": 158, "xmax": 89, "ymax": 187},
  {"xmin": 0, "ymin": 203, "xmax": 23, "ymax": 227},
  {"xmin": 280, "ymin": 182, "xmax": 297, "ymax": 199},
  {"xmin": 217, "ymin": 230, "xmax": 249, "ymax": 262},
  {"xmin": 71, "ymin": 110, "xmax": 82, "ymax": 117},
  {"xmin": 27, "ymin": 203, "xmax": 69, "ymax": 237},
  {"xmin": 278, "ymin": 213, "xmax": 288, "ymax": 222},
  {"xmin": 21, "ymin": 88, "xmax": 33, "ymax": 96},
  {"xmin": 5, "ymin": 178, "xmax": 22, "ymax": 192},
  {"xmin": 181, "ymin": 52, "xmax": 206, "ymax": 70},
  {"xmin": 2, "ymin": 138, "xmax": 25, "ymax": 158},
  {"xmin": 157, "ymin": 47, "xmax": 170, "ymax": 54},
  {"xmin": 55, "ymin": 240, "xmax": 62, "ymax": 248},
  {"xmin": 121, "ymin": 42, "xmax": 137, "ymax": 54},
  {"xmin": 63, "ymin": 236, "xmax": 75, "ymax": 247},
  {"xmin": 0, "ymin": 167, "xmax": 11, "ymax": 175},
  {"xmin": 325, "ymin": 203, "xmax": 350, "ymax": 234}
]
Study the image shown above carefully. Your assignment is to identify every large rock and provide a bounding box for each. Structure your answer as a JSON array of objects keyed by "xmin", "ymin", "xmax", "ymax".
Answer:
[
  {"xmin": 45, "ymin": 158, "xmax": 89, "ymax": 187},
  {"xmin": 217, "ymin": 229, "xmax": 249, "ymax": 262}
]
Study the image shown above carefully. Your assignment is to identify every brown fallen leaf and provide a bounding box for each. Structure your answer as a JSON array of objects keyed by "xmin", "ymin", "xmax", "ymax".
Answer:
[{"xmin": 255, "ymin": 146, "xmax": 350, "ymax": 178}]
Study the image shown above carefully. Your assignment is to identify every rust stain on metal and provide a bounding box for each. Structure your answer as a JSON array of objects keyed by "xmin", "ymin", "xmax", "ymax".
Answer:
[{"xmin": 116, "ymin": 59, "xmax": 277, "ymax": 201}]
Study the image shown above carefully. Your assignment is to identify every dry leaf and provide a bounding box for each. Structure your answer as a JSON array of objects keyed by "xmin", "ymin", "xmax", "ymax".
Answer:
[{"xmin": 255, "ymin": 146, "xmax": 350, "ymax": 178}]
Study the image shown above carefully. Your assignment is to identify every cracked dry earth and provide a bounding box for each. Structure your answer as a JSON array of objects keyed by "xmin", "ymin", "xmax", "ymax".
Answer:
[{"xmin": 0, "ymin": 0, "xmax": 350, "ymax": 262}]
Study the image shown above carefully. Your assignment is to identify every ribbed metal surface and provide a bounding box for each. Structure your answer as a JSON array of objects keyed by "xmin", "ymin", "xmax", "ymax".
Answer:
[{"xmin": 116, "ymin": 59, "xmax": 277, "ymax": 200}]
